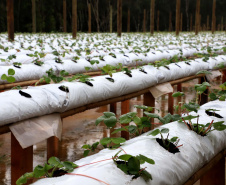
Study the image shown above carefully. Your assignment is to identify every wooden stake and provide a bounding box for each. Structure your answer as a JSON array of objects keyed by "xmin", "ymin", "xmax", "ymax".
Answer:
[
  {"xmin": 175, "ymin": 0, "xmax": 181, "ymax": 36},
  {"xmin": 110, "ymin": 103, "xmax": 117, "ymax": 138},
  {"xmin": 157, "ymin": 10, "xmax": 160, "ymax": 32},
  {"xmin": 190, "ymin": 14, "xmax": 193, "ymax": 31},
  {"xmin": 110, "ymin": 5, "xmax": 113, "ymax": 33},
  {"xmin": 32, "ymin": 0, "xmax": 36, "ymax": 33},
  {"xmin": 143, "ymin": 92, "xmax": 155, "ymax": 130},
  {"xmin": 47, "ymin": 136, "xmax": 59, "ymax": 160},
  {"xmin": 121, "ymin": 100, "xmax": 130, "ymax": 140},
  {"xmin": 7, "ymin": 0, "xmax": 14, "ymax": 41},
  {"xmin": 117, "ymin": 0, "xmax": 122, "ymax": 37},
  {"xmin": 143, "ymin": 9, "xmax": 146, "ymax": 33},
  {"xmin": 200, "ymin": 157, "xmax": 225, "ymax": 185},
  {"xmin": 169, "ymin": 11, "xmax": 172, "ymax": 32},
  {"xmin": 88, "ymin": 3, "xmax": 91, "ymax": 33},
  {"xmin": 195, "ymin": 0, "xmax": 200, "ymax": 35},
  {"xmin": 127, "ymin": 9, "xmax": 130, "ymax": 32},
  {"xmin": 150, "ymin": 0, "xmax": 155, "ymax": 35},
  {"xmin": 212, "ymin": 0, "xmax": 216, "ymax": 34},
  {"xmin": 180, "ymin": 13, "xmax": 183, "ymax": 32},
  {"xmin": 11, "ymin": 133, "xmax": 33, "ymax": 185},
  {"xmin": 72, "ymin": 0, "xmax": 77, "ymax": 38}
]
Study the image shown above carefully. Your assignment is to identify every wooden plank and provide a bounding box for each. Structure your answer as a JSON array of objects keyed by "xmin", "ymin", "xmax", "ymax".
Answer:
[
  {"xmin": 88, "ymin": 3, "xmax": 91, "ymax": 33},
  {"xmin": 200, "ymin": 157, "xmax": 225, "ymax": 185},
  {"xmin": 7, "ymin": 0, "xmax": 14, "ymax": 41},
  {"xmin": 32, "ymin": 0, "xmax": 36, "ymax": 33},
  {"xmin": 121, "ymin": 100, "xmax": 130, "ymax": 140},
  {"xmin": 47, "ymin": 136, "xmax": 59, "ymax": 160},
  {"xmin": 184, "ymin": 149, "xmax": 226, "ymax": 185},
  {"xmin": 110, "ymin": 103, "xmax": 117, "ymax": 138},
  {"xmin": 117, "ymin": 0, "xmax": 122, "ymax": 37},
  {"xmin": 72, "ymin": 0, "xmax": 77, "ymax": 38},
  {"xmin": 63, "ymin": 0, "xmax": 67, "ymax": 32},
  {"xmin": 11, "ymin": 133, "xmax": 33, "ymax": 185},
  {"xmin": 195, "ymin": 0, "xmax": 200, "ymax": 35},
  {"xmin": 176, "ymin": 0, "xmax": 181, "ymax": 36},
  {"xmin": 150, "ymin": 0, "xmax": 155, "ymax": 35},
  {"xmin": 143, "ymin": 9, "xmax": 146, "ymax": 33},
  {"xmin": 127, "ymin": 9, "xmax": 130, "ymax": 32}
]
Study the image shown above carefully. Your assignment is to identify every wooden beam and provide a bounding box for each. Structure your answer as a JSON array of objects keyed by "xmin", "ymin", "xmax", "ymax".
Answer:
[
  {"xmin": 47, "ymin": 136, "xmax": 59, "ymax": 160},
  {"xmin": 184, "ymin": 149, "xmax": 226, "ymax": 185},
  {"xmin": 121, "ymin": 100, "xmax": 130, "ymax": 140},
  {"xmin": 72, "ymin": 0, "xmax": 77, "ymax": 38},
  {"xmin": 11, "ymin": 133, "xmax": 33, "ymax": 185},
  {"xmin": 88, "ymin": 3, "xmax": 91, "ymax": 33},
  {"xmin": 127, "ymin": 9, "xmax": 130, "ymax": 32},
  {"xmin": 195, "ymin": 0, "xmax": 200, "ymax": 35},
  {"xmin": 7, "ymin": 0, "xmax": 14, "ymax": 41},
  {"xmin": 117, "ymin": 0, "xmax": 122, "ymax": 37},
  {"xmin": 143, "ymin": 9, "xmax": 146, "ymax": 33},
  {"xmin": 150, "ymin": 0, "xmax": 155, "ymax": 35},
  {"xmin": 212, "ymin": 0, "xmax": 216, "ymax": 34},
  {"xmin": 176, "ymin": 0, "xmax": 181, "ymax": 36},
  {"xmin": 63, "ymin": 0, "xmax": 67, "ymax": 32},
  {"xmin": 32, "ymin": 0, "xmax": 36, "ymax": 33}
]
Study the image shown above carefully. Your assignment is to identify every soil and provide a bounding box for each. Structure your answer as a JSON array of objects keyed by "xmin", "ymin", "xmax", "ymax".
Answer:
[{"xmin": 156, "ymin": 138, "xmax": 180, "ymax": 154}]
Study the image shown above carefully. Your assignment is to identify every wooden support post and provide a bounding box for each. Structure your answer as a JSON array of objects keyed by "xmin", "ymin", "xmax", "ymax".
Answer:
[
  {"xmin": 121, "ymin": 100, "xmax": 130, "ymax": 140},
  {"xmin": 195, "ymin": 0, "xmax": 200, "ymax": 35},
  {"xmin": 199, "ymin": 77, "xmax": 209, "ymax": 105},
  {"xmin": 200, "ymin": 157, "xmax": 225, "ymax": 185},
  {"xmin": 221, "ymin": 16, "xmax": 224, "ymax": 31},
  {"xmin": 180, "ymin": 13, "xmax": 183, "ymax": 32},
  {"xmin": 117, "ymin": 0, "xmax": 122, "ymax": 37},
  {"xmin": 207, "ymin": 15, "xmax": 209, "ymax": 31},
  {"xmin": 150, "ymin": 0, "xmax": 155, "ymax": 35},
  {"xmin": 88, "ymin": 3, "xmax": 91, "ymax": 33},
  {"xmin": 32, "ymin": 0, "xmax": 36, "ymax": 33},
  {"xmin": 157, "ymin": 10, "xmax": 160, "ymax": 32},
  {"xmin": 222, "ymin": 70, "xmax": 226, "ymax": 83},
  {"xmin": 110, "ymin": 5, "xmax": 113, "ymax": 33},
  {"xmin": 212, "ymin": 0, "xmax": 216, "ymax": 34},
  {"xmin": 175, "ymin": 0, "xmax": 181, "ymax": 36},
  {"xmin": 11, "ymin": 133, "xmax": 33, "ymax": 185},
  {"xmin": 110, "ymin": 103, "xmax": 117, "ymax": 138},
  {"xmin": 7, "ymin": 0, "xmax": 14, "ymax": 41},
  {"xmin": 176, "ymin": 83, "xmax": 182, "ymax": 114},
  {"xmin": 47, "ymin": 136, "xmax": 59, "ymax": 160},
  {"xmin": 72, "ymin": 0, "xmax": 77, "ymax": 38},
  {"xmin": 190, "ymin": 14, "xmax": 193, "ymax": 31},
  {"xmin": 143, "ymin": 9, "xmax": 146, "ymax": 33},
  {"xmin": 63, "ymin": 0, "xmax": 67, "ymax": 32},
  {"xmin": 168, "ymin": 92, "xmax": 174, "ymax": 115},
  {"xmin": 143, "ymin": 92, "xmax": 155, "ymax": 130},
  {"xmin": 169, "ymin": 11, "xmax": 172, "ymax": 32},
  {"xmin": 127, "ymin": 9, "xmax": 130, "ymax": 32}
]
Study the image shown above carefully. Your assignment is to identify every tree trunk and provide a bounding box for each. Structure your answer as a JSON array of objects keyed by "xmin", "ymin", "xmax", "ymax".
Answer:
[
  {"xmin": 180, "ymin": 13, "xmax": 183, "ymax": 31},
  {"xmin": 117, "ymin": 0, "xmax": 122, "ymax": 37},
  {"xmin": 190, "ymin": 14, "xmax": 193, "ymax": 31},
  {"xmin": 63, "ymin": 0, "xmax": 67, "ymax": 32},
  {"xmin": 127, "ymin": 9, "xmax": 130, "ymax": 32},
  {"xmin": 212, "ymin": 0, "xmax": 216, "ymax": 34},
  {"xmin": 175, "ymin": 0, "xmax": 181, "ymax": 36},
  {"xmin": 7, "ymin": 0, "xmax": 14, "ymax": 41},
  {"xmin": 150, "ymin": 0, "xmax": 155, "ymax": 35},
  {"xmin": 221, "ymin": 16, "xmax": 223, "ymax": 31},
  {"xmin": 169, "ymin": 11, "xmax": 172, "ymax": 32},
  {"xmin": 32, "ymin": 0, "xmax": 36, "ymax": 33},
  {"xmin": 157, "ymin": 10, "xmax": 159, "ymax": 32},
  {"xmin": 195, "ymin": 0, "xmax": 200, "ymax": 35},
  {"xmin": 72, "ymin": 0, "xmax": 77, "ymax": 38},
  {"xmin": 88, "ymin": 3, "xmax": 91, "ymax": 33},
  {"xmin": 185, "ymin": 0, "xmax": 189, "ymax": 31},
  {"xmin": 207, "ymin": 15, "xmax": 209, "ymax": 31}
]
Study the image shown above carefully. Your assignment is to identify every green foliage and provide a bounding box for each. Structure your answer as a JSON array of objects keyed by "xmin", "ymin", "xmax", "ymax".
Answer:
[
  {"xmin": 1, "ymin": 68, "xmax": 16, "ymax": 83},
  {"xmin": 16, "ymin": 157, "xmax": 78, "ymax": 185},
  {"xmin": 82, "ymin": 142, "xmax": 99, "ymax": 157}
]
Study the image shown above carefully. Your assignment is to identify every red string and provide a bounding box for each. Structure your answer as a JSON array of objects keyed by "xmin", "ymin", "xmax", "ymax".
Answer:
[{"xmin": 66, "ymin": 173, "xmax": 109, "ymax": 185}]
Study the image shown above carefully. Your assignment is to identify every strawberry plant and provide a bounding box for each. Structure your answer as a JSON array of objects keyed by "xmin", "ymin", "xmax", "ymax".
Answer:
[{"xmin": 1, "ymin": 68, "xmax": 16, "ymax": 83}]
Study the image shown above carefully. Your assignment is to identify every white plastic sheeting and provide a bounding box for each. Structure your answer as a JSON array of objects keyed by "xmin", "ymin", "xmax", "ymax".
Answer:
[
  {"xmin": 0, "ymin": 56, "xmax": 226, "ymax": 127},
  {"xmin": 32, "ymin": 100, "xmax": 226, "ymax": 185}
]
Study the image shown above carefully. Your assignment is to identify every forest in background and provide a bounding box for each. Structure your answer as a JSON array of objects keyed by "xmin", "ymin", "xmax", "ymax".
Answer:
[{"xmin": 0, "ymin": 0, "xmax": 226, "ymax": 33}]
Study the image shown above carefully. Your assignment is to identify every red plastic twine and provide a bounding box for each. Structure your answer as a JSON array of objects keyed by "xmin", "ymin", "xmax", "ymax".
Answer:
[{"xmin": 67, "ymin": 173, "xmax": 110, "ymax": 185}]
